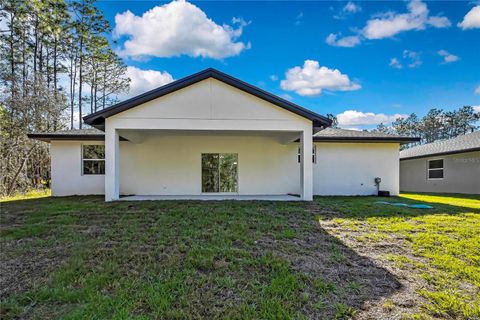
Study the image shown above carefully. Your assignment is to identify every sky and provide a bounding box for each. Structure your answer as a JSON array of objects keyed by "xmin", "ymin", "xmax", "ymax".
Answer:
[{"xmin": 97, "ymin": 0, "xmax": 480, "ymax": 129}]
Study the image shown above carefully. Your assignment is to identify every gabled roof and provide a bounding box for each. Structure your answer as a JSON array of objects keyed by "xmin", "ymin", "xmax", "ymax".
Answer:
[
  {"xmin": 313, "ymin": 127, "xmax": 420, "ymax": 143},
  {"xmin": 83, "ymin": 68, "xmax": 331, "ymax": 129},
  {"xmin": 400, "ymin": 131, "xmax": 480, "ymax": 160}
]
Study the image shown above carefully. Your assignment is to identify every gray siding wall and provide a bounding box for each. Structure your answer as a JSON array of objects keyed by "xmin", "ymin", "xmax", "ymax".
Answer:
[{"xmin": 400, "ymin": 151, "xmax": 480, "ymax": 194}]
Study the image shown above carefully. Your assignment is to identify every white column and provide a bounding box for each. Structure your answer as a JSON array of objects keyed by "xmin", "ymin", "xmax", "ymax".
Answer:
[
  {"xmin": 105, "ymin": 127, "xmax": 119, "ymax": 201},
  {"xmin": 300, "ymin": 130, "xmax": 313, "ymax": 201}
]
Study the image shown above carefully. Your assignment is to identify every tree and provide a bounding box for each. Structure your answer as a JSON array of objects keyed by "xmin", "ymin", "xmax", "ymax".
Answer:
[
  {"xmin": 326, "ymin": 113, "xmax": 338, "ymax": 128},
  {"xmin": 0, "ymin": 0, "xmax": 129, "ymax": 195}
]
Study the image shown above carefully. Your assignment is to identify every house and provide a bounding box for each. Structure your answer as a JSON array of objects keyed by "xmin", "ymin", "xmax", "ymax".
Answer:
[
  {"xmin": 400, "ymin": 131, "xmax": 480, "ymax": 194},
  {"xmin": 28, "ymin": 68, "xmax": 418, "ymax": 201}
]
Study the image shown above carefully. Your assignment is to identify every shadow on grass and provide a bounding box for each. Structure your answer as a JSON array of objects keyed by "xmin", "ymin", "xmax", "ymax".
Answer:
[{"xmin": 0, "ymin": 196, "xmax": 402, "ymax": 319}]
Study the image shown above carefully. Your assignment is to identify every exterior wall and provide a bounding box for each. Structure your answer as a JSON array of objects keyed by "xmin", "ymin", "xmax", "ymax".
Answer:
[
  {"xmin": 313, "ymin": 142, "xmax": 400, "ymax": 196},
  {"xmin": 48, "ymin": 138, "xmax": 404, "ymax": 198},
  {"xmin": 105, "ymin": 77, "xmax": 314, "ymax": 201},
  {"xmin": 50, "ymin": 140, "xmax": 105, "ymax": 196},
  {"xmin": 119, "ymin": 134, "xmax": 300, "ymax": 196},
  {"xmin": 400, "ymin": 151, "xmax": 480, "ymax": 194}
]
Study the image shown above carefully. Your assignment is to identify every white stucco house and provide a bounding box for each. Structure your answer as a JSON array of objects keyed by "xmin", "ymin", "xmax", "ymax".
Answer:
[{"xmin": 29, "ymin": 68, "xmax": 418, "ymax": 201}]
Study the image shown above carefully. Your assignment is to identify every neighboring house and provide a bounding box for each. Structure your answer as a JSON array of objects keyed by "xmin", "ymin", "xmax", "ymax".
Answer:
[
  {"xmin": 28, "ymin": 68, "xmax": 417, "ymax": 201},
  {"xmin": 400, "ymin": 131, "xmax": 480, "ymax": 194}
]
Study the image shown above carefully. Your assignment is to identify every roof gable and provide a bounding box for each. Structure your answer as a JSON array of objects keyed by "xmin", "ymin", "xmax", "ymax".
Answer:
[{"xmin": 83, "ymin": 68, "xmax": 331, "ymax": 129}]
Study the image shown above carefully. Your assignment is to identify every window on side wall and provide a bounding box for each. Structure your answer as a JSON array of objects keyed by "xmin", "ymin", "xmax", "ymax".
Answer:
[
  {"xmin": 427, "ymin": 159, "xmax": 443, "ymax": 180},
  {"xmin": 82, "ymin": 144, "xmax": 105, "ymax": 175},
  {"xmin": 297, "ymin": 145, "xmax": 317, "ymax": 163}
]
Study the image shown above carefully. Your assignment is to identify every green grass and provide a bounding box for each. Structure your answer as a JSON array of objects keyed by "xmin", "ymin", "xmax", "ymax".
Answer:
[
  {"xmin": 0, "ymin": 192, "xmax": 478, "ymax": 319},
  {"xmin": 0, "ymin": 189, "xmax": 51, "ymax": 202},
  {"xmin": 319, "ymin": 193, "xmax": 480, "ymax": 319}
]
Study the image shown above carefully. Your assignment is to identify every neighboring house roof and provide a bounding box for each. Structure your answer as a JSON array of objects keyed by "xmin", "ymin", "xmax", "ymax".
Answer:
[
  {"xmin": 313, "ymin": 127, "xmax": 420, "ymax": 143},
  {"xmin": 27, "ymin": 128, "xmax": 105, "ymax": 142},
  {"xmin": 82, "ymin": 68, "xmax": 332, "ymax": 129},
  {"xmin": 400, "ymin": 131, "xmax": 480, "ymax": 160}
]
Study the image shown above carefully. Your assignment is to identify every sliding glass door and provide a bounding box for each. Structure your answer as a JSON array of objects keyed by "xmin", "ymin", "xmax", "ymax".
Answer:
[{"xmin": 202, "ymin": 153, "xmax": 238, "ymax": 193}]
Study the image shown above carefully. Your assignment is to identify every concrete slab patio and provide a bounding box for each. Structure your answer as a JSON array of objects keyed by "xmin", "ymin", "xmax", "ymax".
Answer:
[{"xmin": 119, "ymin": 194, "xmax": 301, "ymax": 201}]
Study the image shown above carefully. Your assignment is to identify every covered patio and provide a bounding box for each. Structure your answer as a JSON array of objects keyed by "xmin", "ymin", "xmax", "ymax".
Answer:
[{"xmin": 112, "ymin": 128, "xmax": 312, "ymax": 201}]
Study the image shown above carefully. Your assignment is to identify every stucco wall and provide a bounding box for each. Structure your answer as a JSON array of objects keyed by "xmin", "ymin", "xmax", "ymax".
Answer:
[
  {"xmin": 49, "ymin": 139, "xmax": 403, "ymax": 197},
  {"xmin": 313, "ymin": 142, "xmax": 400, "ymax": 196},
  {"xmin": 119, "ymin": 133, "xmax": 300, "ymax": 196},
  {"xmin": 400, "ymin": 151, "xmax": 480, "ymax": 194},
  {"xmin": 50, "ymin": 140, "xmax": 105, "ymax": 196}
]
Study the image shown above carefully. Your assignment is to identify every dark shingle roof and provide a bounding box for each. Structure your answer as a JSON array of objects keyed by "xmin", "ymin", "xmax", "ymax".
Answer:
[
  {"xmin": 27, "ymin": 128, "xmax": 104, "ymax": 142},
  {"xmin": 29, "ymin": 127, "xmax": 421, "ymax": 144},
  {"xmin": 400, "ymin": 131, "xmax": 480, "ymax": 160},
  {"xmin": 313, "ymin": 127, "xmax": 419, "ymax": 143}
]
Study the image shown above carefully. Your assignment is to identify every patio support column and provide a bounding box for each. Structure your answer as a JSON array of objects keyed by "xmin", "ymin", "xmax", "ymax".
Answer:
[
  {"xmin": 300, "ymin": 130, "xmax": 313, "ymax": 201},
  {"xmin": 105, "ymin": 127, "xmax": 119, "ymax": 201}
]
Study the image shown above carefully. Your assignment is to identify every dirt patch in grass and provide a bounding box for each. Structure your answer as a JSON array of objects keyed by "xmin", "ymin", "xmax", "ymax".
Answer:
[{"xmin": 0, "ymin": 238, "xmax": 70, "ymax": 298}]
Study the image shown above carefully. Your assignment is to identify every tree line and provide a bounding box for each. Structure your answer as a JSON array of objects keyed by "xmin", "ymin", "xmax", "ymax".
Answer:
[
  {"xmin": 328, "ymin": 105, "xmax": 479, "ymax": 149},
  {"xmin": 373, "ymin": 106, "xmax": 479, "ymax": 148},
  {"xmin": 0, "ymin": 0, "xmax": 129, "ymax": 195}
]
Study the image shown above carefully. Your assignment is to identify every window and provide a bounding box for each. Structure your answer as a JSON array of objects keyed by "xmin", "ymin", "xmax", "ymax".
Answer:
[
  {"xmin": 82, "ymin": 145, "xmax": 105, "ymax": 175},
  {"xmin": 297, "ymin": 146, "xmax": 317, "ymax": 163},
  {"xmin": 202, "ymin": 153, "xmax": 238, "ymax": 193},
  {"xmin": 427, "ymin": 159, "xmax": 444, "ymax": 180}
]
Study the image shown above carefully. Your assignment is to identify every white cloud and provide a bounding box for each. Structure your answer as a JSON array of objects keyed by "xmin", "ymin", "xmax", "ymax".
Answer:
[
  {"xmin": 403, "ymin": 50, "xmax": 422, "ymax": 68},
  {"xmin": 295, "ymin": 11, "xmax": 303, "ymax": 25},
  {"xmin": 279, "ymin": 93, "xmax": 293, "ymax": 101},
  {"xmin": 269, "ymin": 75, "xmax": 278, "ymax": 81},
  {"xmin": 438, "ymin": 50, "xmax": 459, "ymax": 63},
  {"xmin": 363, "ymin": 0, "xmax": 450, "ymax": 40},
  {"xmin": 473, "ymin": 105, "xmax": 480, "ymax": 113},
  {"xmin": 280, "ymin": 60, "xmax": 361, "ymax": 96},
  {"xmin": 113, "ymin": 0, "xmax": 250, "ymax": 59},
  {"xmin": 125, "ymin": 66, "xmax": 174, "ymax": 97},
  {"xmin": 458, "ymin": 6, "xmax": 480, "ymax": 30},
  {"xmin": 325, "ymin": 33, "xmax": 362, "ymax": 47},
  {"xmin": 344, "ymin": 2, "xmax": 361, "ymax": 14},
  {"xmin": 337, "ymin": 110, "xmax": 407, "ymax": 126},
  {"xmin": 327, "ymin": 0, "xmax": 450, "ymax": 48},
  {"xmin": 334, "ymin": 1, "xmax": 361, "ymax": 19},
  {"xmin": 475, "ymin": 85, "xmax": 480, "ymax": 95},
  {"xmin": 389, "ymin": 57, "xmax": 403, "ymax": 69},
  {"xmin": 389, "ymin": 50, "xmax": 422, "ymax": 69}
]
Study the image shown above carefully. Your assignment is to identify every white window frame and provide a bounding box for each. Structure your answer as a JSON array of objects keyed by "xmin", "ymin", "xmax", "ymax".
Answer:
[
  {"xmin": 81, "ymin": 144, "xmax": 105, "ymax": 176},
  {"xmin": 298, "ymin": 145, "xmax": 317, "ymax": 164},
  {"xmin": 427, "ymin": 158, "xmax": 444, "ymax": 180}
]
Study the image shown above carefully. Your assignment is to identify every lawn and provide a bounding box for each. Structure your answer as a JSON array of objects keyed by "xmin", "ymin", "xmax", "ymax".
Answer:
[{"xmin": 0, "ymin": 193, "xmax": 478, "ymax": 319}]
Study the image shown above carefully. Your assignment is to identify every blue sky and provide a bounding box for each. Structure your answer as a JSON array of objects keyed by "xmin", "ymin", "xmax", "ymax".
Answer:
[{"xmin": 98, "ymin": 0, "xmax": 480, "ymax": 129}]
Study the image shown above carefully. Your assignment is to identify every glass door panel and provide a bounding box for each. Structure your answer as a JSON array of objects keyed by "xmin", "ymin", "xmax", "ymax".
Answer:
[
  {"xmin": 201, "ymin": 153, "xmax": 238, "ymax": 193},
  {"xmin": 219, "ymin": 154, "xmax": 238, "ymax": 192},
  {"xmin": 202, "ymin": 154, "xmax": 219, "ymax": 192}
]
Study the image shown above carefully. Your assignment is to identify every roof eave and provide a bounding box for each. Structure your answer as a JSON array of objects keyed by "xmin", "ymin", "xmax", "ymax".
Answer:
[
  {"xmin": 27, "ymin": 133, "xmax": 106, "ymax": 143},
  {"xmin": 313, "ymin": 137, "xmax": 420, "ymax": 144},
  {"xmin": 400, "ymin": 147, "xmax": 480, "ymax": 160}
]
